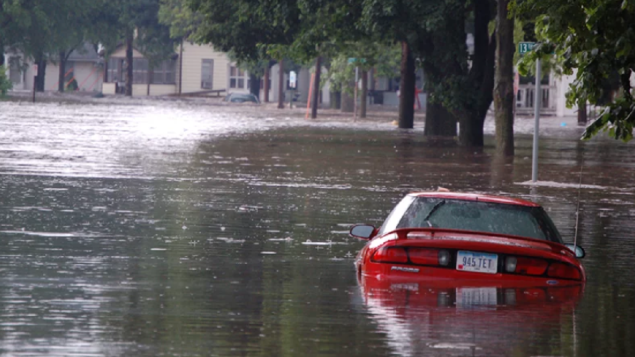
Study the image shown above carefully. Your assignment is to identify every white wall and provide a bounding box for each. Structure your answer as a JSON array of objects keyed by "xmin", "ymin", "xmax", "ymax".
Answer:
[
  {"xmin": 269, "ymin": 63, "xmax": 289, "ymax": 103},
  {"xmin": 179, "ymin": 42, "xmax": 231, "ymax": 94},
  {"xmin": 556, "ymin": 72, "xmax": 578, "ymax": 117}
]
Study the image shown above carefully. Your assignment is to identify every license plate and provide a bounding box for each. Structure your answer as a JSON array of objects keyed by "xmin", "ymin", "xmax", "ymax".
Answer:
[{"xmin": 456, "ymin": 251, "xmax": 498, "ymax": 274}]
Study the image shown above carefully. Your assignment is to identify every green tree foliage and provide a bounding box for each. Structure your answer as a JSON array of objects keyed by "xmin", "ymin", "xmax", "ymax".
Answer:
[
  {"xmin": 0, "ymin": 0, "xmax": 121, "ymax": 91},
  {"xmin": 135, "ymin": 0, "xmax": 179, "ymax": 66},
  {"xmin": 302, "ymin": 0, "xmax": 497, "ymax": 145},
  {"xmin": 0, "ymin": 65, "xmax": 11, "ymax": 96},
  {"xmin": 0, "ymin": 0, "xmax": 83, "ymax": 90},
  {"xmin": 514, "ymin": 0, "xmax": 635, "ymax": 141},
  {"xmin": 187, "ymin": 0, "xmax": 301, "ymax": 63},
  {"xmin": 158, "ymin": 0, "xmax": 203, "ymax": 39}
]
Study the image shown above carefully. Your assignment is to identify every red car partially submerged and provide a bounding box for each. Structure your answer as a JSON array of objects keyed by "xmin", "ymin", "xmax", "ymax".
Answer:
[{"xmin": 351, "ymin": 191, "xmax": 586, "ymax": 285}]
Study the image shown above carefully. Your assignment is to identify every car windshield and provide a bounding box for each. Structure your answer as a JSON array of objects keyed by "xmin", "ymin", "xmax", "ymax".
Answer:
[{"xmin": 379, "ymin": 196, "xmax": 563, "ymax": 243}]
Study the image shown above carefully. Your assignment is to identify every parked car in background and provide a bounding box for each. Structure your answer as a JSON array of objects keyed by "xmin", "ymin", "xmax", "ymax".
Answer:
[{"xmin": 224, "ymin": 93, "xmax": 260, "ymax": 104}]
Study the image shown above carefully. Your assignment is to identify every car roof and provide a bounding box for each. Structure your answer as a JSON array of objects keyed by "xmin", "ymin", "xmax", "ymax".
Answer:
[{"xmin": 407, "ymin": 191, "xmax": 541, "ymax": 207}]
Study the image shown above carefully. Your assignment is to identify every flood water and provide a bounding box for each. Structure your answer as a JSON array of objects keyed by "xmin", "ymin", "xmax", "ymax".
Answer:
[{"xmin": 0, "ymin": 99, "xmax": 633, "ymax": 356}]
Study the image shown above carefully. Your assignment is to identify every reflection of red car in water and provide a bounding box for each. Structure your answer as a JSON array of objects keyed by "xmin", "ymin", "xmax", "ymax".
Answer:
[
  {"xmin": 351, "ymin": 192, "xmax": 586, "ymax": 286},
  {"xmin": 360, "ymin": 275, "xmax": 583, "ymax": 356}
]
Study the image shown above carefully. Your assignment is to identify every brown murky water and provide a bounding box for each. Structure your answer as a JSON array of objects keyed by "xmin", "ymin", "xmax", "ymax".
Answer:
[{"xmin": 0, "ymin": 100, "xmax": 633, "ymax": 356}]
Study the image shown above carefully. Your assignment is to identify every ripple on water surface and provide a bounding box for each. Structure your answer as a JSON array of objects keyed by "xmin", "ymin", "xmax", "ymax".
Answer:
[{"xmin": 0, "ymin": 100, "xmax": 633, "ymax": 356}]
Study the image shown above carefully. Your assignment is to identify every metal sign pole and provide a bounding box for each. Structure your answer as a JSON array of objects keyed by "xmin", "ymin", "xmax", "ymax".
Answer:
[
  {"xmin": 354, "ymin": 66, "xmax": 359, "ymax": 120},
  {"xmin": 532, "ymin": 58, "xmax": 541, "ymax": 182}
]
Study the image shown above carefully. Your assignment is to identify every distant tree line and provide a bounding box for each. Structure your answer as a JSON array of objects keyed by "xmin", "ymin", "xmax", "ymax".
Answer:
[
  {"xmin": 0, "ymin": 0, "xmax": 176, "ymax": 97},
  {"xmin": 1, "ymin": 0, "xmax": 633, "ymax": 150}
]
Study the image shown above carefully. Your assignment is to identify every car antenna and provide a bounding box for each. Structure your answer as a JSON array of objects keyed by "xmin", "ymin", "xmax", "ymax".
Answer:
[{"xmin": 573, "ymin": 164, "xmax": 583, "ymax": 253}]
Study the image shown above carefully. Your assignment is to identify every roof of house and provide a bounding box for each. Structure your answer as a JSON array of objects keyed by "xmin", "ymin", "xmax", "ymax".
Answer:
[{"xmin": 68, "ymin": 43, "xmax": 101, "ymax": 62}]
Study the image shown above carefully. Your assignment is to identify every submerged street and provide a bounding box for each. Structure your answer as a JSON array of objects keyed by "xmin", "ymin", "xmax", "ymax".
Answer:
[{"xmin": 0, "ymin": 99, "xmax": 633, "ymax": 356}]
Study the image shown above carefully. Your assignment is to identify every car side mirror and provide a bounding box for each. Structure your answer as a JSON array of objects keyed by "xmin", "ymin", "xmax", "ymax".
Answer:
[
  {"xmin": 350, "ymin": 225, "xmax": 376, "ymax": 240},
  {"xmin": 565, "ymin": 244, "xmax": 586, "ymax": 259}
]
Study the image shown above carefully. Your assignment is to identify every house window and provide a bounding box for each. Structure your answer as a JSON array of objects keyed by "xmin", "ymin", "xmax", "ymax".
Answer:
[
  {"xmin": 106, "ymin": 58, "xmax": 120, "ymax": 83},
  {"xmin": 106, "ymin": 58, "xmax": 175, "ymax": 85},
  {"xmin": 201, "ymin": 59, "xmax": 214, "ymax": 89},
  {"xmin": 153, "ymin": 60, "xmax": 176, "ymax": 84},
  {"xmin": 229, "ymin": 66, "xmax": 246, "ymax": 89},
  {"xmin": 132, "ymin": 58, "xmax": 149, "ymax": 84}
]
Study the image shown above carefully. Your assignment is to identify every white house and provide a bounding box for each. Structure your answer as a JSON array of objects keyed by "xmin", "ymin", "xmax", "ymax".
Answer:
[
  {"xmin": 101, "ymin": 41, "xmax": 332, "ymax": 103},
  {"xmin": 4, "ymin": 44, "xmax": 104, "ymax": 92},
  {"xmin": 103, "ymin": 42, "xmax": 240, "ymax": 97}
]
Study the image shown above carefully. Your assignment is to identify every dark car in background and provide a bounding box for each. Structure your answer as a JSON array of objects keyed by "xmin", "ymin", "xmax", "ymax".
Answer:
[{"xmin": 224, "ymin": 93, "xmax": 260, "ymax": 104}]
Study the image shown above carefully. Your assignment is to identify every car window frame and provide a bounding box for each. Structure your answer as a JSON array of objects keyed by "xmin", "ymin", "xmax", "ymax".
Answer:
[{"xmin": 379, "ymin": 196, "xmax": 564, "ymax": 243}]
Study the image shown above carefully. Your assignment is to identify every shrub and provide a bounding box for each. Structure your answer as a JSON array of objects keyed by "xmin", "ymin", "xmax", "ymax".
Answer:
[{"xmin": 0, "ymin": 66, "xmax": 12, "ymax": 97}]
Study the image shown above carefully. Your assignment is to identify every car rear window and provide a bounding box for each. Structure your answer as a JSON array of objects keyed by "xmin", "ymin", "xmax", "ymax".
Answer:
[{"xmin": 383, "ymin": 197, "xmax": 562, "ymax": 242}]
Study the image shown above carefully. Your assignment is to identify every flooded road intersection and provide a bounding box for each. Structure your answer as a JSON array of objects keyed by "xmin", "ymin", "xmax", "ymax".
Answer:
[{"xmin": 0, "ymin": 100, "xmax": 633, "ymax": 356}]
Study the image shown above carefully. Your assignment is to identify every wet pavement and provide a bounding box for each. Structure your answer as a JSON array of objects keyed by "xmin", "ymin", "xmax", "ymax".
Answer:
[{"xmin": 0, "ymin": 99, "xmax": 633, "ymax": 356}]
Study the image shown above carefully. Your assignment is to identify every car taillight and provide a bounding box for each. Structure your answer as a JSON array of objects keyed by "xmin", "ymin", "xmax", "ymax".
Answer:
[
  {"xmin": 372, "ymin": 247, "xmax": 408, "ymax": 263},
  {"xmin": 505, "ymin": 256, "xmax": 549, "ymax": 276},
  {"xmin": 408, "ymin": 248, "xmax": 438, "ymax": 265},
  {"xmin": 547, "ymin": 262, "xmax": 582, "ymax": 280},
  {"xmin": 516, "ymin": 257, "xmax": 549, "ymax": 275}
]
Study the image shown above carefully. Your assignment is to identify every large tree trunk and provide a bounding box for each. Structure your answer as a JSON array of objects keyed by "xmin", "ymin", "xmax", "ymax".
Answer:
[
  {"xmin": 264, "ymin": 65, "xmax": 270, "ymax": 102},
  {"xmin": 457, "ymin": 0, "xmax": 496, "ymax": 147},
  {"xmin": 398, "ymin": 41, "xmax": 415, "ymax": 128},
  {"xmin": 424, "ymin": 98, "xmax": 457, "ymax": 136},
  {"xmin": 360, "ymin": 69, "xmax": 368, "ymax": 118},
  {"xmin": 311, "ymin": 56, "xmax": 321, "ymax": 119},
  {"xmin": 58, "ymin": 51, "xmax": 66, "ymax": 93},
  {"xmin": 249, "ymin": 73, "xmax": 260, "ymax": 99},
  {"xmin": 577, "ymin": 98, "xmax": 587, "ymax": 124},
  {"xmin": 125, "ymin": 30, "xmax": 133, "ymax": 97},
  {"xmin": 494, "ymin": 0, "xmax": 515, "ymax": 156},
  {"xmin": 277, "ymin": 60, "xmax": 284, "ymax": 109}
]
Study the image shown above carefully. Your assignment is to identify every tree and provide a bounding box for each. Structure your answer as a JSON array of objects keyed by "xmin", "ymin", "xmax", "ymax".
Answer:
[
  {"xmin": 514, "ymin": 0, "xmax": 635, "ymax": 142},
  {"xmin": 186, "ymin": 0, "xmax": 303, "ymax": 106},
  {"xmin": 358, "ymin": 0, "xmax": 434, "ymax": 128},
  {"xmin": 0, "ymin": 65, "xmax": 11, "ymax": 96},
  {"xmin": 415, "ymin": 0, "xmax": 497, "ymax": 146},
  {"xmin": 158, "ymin": 0, "xmax": 203, "ymax": 40},
  {"xmin": 51, "ymin": 1, "xmax": 119, "ymax": 93},
  {"xmin": 323, "ymin": 43, "xmax": 400, "ymax": 117},
  {"xmin": 494, "ymin": 0, "xmax": 515, "ymax": 156},
  {"xmin": 0, "ymin": 0, "xmax": 81, "ymax": 91},
  {"xmin": 135, "ymin": 0, "xmax": 180, "ymax": 95}
]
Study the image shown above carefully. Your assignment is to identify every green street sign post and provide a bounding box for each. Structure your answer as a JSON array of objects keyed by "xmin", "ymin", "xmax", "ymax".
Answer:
[
  {"xmin": 519, "ymin": 42, "xmax": 536, "ymax": 55},
  {"xmin": 518, "ymin": 42, "xmax": 542, "ymax": 183}
]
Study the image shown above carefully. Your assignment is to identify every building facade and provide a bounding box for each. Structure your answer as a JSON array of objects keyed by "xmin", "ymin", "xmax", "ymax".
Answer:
[{"xmin": 4, "ymin": 43, "xmax": 103, "ymax": 92}]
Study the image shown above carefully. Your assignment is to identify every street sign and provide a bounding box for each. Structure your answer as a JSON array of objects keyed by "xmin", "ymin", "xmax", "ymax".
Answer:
[
  {"xmin": 518, "ymin": 42, "xmax": 536, "ymax": 55},
  {"xmin": 347, "ymin": 58, "xmax": 366, "ymax": 65},
  {"xmin": 289, "ymin": 71, "xmax": 297, "ymax": 89}
]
